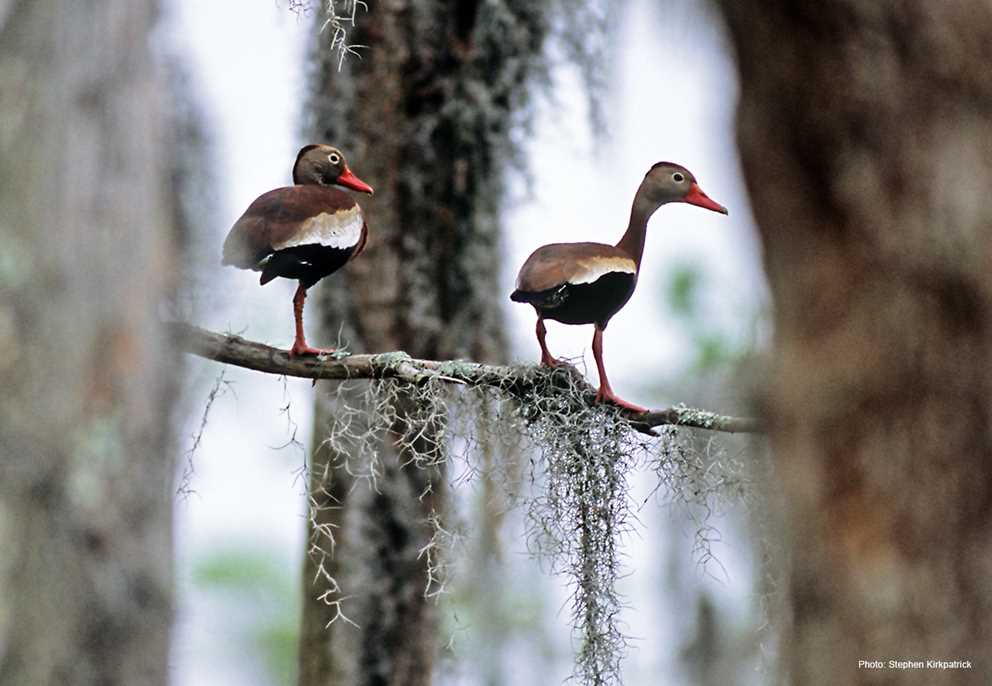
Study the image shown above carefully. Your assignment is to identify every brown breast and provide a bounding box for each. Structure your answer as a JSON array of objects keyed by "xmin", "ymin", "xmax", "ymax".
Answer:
[
  {"xmin": 514, "ymin": 242, "xmax": 638, "ymax": 293},
  {"xmin": 222, "ymin": 185, "xmax": 361, "ymax": 269}
]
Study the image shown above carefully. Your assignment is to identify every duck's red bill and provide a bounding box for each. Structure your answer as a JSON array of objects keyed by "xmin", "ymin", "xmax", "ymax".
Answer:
[
  {"xmin": 337, "ymin": 168, "xmax": 374, "ymax": 195},
  {"xmin": 684, "ymin": 183, "xmax": 728, "ymax": 214}
]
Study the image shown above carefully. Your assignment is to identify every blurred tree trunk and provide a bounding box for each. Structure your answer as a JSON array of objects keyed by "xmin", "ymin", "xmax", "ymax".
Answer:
[
  {"xmin": 718, "ymin": 2, "xmax": 992, "ymax": 683},
  {"xmin": 0, "ymin": 2, "xmax": 179, "ymax": 685},
  {"xmin": 297, "ymin": 2, "xmax": 550, "ymax": 685}
]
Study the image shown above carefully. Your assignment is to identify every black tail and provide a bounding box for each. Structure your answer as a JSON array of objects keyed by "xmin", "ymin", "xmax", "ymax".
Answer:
[{"xmin": 511, "ymin": 285, "xmax": 568, "ymax": 309}]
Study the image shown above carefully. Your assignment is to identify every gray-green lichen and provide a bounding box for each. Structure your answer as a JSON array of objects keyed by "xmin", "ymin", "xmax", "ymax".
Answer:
[
  {"xmin": 674, "ymin": 402, "xmax": 719, "ymax": 429},
  {"xmin": 369, "ymin": 350, "xmax": 414, "ymax": 369}
]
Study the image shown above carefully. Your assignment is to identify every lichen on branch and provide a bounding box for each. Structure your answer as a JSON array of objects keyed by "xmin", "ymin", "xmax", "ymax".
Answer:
[{"xmin": 169, "ymin": 321, "xmax": 762, "ymax": 435}]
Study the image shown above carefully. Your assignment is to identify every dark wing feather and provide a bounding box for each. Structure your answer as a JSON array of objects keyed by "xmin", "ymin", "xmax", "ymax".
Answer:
[{"xmin": 510, "ymin": 283, "xmax": 569, "ymax": 308}]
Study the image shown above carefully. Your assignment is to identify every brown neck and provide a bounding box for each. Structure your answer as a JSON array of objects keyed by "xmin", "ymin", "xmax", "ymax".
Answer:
[
  {"xmin": 292, "ymin": 167, "xmax": 315, "ymax": 185},
  {"xmin": 292, "ymin": 159, "xmax": 323, "ymax": 186},
  {"xmin": 615, "ymin": 191, "xmax": 656, "ymax": 267}
]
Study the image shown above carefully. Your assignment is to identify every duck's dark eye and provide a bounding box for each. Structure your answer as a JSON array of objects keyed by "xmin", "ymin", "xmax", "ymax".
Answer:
[
  {"xmin": 672, "ymin": 172, "xmax": 685, "ymax": 183},
  {"xmin": 328, "ymin": 153, "xmax": 341, "ymax": 165}
]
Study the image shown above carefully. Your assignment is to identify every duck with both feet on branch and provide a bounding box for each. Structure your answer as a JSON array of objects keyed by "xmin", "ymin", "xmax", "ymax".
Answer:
[{"xmin": 511, "ymin": 162, "xmax": 728, "ymax": 413}]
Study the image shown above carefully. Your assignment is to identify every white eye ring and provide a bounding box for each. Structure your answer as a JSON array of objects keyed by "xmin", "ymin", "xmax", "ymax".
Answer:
[
  {"xmin": 328, "ymin": 153, "xmax": 341, "ymax": 165},
  {"xmin": 672, "ymin": 172, "xmax": 685, "ymax": 183}
]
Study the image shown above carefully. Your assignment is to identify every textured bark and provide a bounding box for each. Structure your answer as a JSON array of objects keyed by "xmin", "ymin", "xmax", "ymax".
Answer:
[
  {"xmin": 298, "ymin": 2, "xmax": 551, "ymax": 684},
  {"xmin": 170, "ymin": 322, "xmax": 760, "ymax": 433},
  {"xmin": 717, "ymin": 2, "xmax": 992, "ymax": 683},
  {"xmin": 0, "ymin": 2, "xmax": 179, "ymax": 684}
]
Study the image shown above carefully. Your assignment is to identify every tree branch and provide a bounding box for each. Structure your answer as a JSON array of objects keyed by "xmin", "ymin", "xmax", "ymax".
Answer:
[{"xmin": 169, "ymin": 322, "xmax": 763, "ymax": 434}]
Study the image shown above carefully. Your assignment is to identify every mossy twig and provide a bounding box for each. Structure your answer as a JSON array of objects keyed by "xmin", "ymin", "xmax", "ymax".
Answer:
[{"xmin": 170, "ymin": 321, "xmax": 762, "ymax": 434}]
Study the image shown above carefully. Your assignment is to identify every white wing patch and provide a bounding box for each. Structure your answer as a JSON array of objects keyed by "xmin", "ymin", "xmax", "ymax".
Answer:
[
  {"xmin": 273, "ymin": 206, "xmax": 363, "ymax": 251},
  {"xmin": 567, "ymin": 256, "xmax": 637, "ymax": 285}
]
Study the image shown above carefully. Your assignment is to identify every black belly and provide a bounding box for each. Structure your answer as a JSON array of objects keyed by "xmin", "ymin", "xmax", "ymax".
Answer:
[
  {"xmin": 511, "ymin": 272, "xmax": 637, "ymax": 328},
  {"xmin": 259, "ymin": 243, "xmax": 354, "ymax": 289}
]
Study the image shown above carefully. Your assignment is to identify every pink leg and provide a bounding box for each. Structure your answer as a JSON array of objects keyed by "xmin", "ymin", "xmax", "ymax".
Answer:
[
  {"xmin": 592, "ymin": 325, "xmax": 647, "ymax": 413},
  {"xmin": 536, "ymin": 317, "xmax": 560, "ymax": 367},
  {"xmin": 289, "ymin": 283, "xmax": 336, "ymax": 357}
]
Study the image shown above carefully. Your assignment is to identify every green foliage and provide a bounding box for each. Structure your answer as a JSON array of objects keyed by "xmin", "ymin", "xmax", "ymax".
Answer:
[
  {"xmin": 694, "ymin": 332, "xmax": 734, "ymax": 372},
  {"xmin": 666, "ymin": 262, "xmax": 703, "ymax": 317},
  {"xmin": 664, "ymin": 261, "xmax": 745, "ymax": 373},
  {"xmin": 255, "ymin": 620, "xmax": 300, "ymax": 686},
  {"xmin": 193, "ymin": 550, "xmax": 286, "ymax": 590},
  {"xmin": 193, "ymin": 549, "xmax": 300, "ymax": 686}
]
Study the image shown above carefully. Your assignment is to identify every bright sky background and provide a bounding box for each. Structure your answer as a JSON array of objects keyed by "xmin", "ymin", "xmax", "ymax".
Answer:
[{"xmin": 165, "ymin": 1, "xmax": 768, "ymax": 684}]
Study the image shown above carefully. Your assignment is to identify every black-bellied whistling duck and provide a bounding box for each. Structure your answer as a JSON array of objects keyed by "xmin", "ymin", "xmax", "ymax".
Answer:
[
  {"xmin": 222, "ymin": 144, "xmax": 374, "ymax": 357},
  {"xmin": 511, "ymin": 162, "xmax": 728, "ymax": 412}
]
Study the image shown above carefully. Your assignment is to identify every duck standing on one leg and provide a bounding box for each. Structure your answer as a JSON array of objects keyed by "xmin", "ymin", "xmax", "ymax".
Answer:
[
  {"xmin": 222, "ymin": 144, "xmax": 374, "ymax": 357},
  {"xmin": 511, "ymin": 162, "xmax": 728, "ymax": 412}
]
